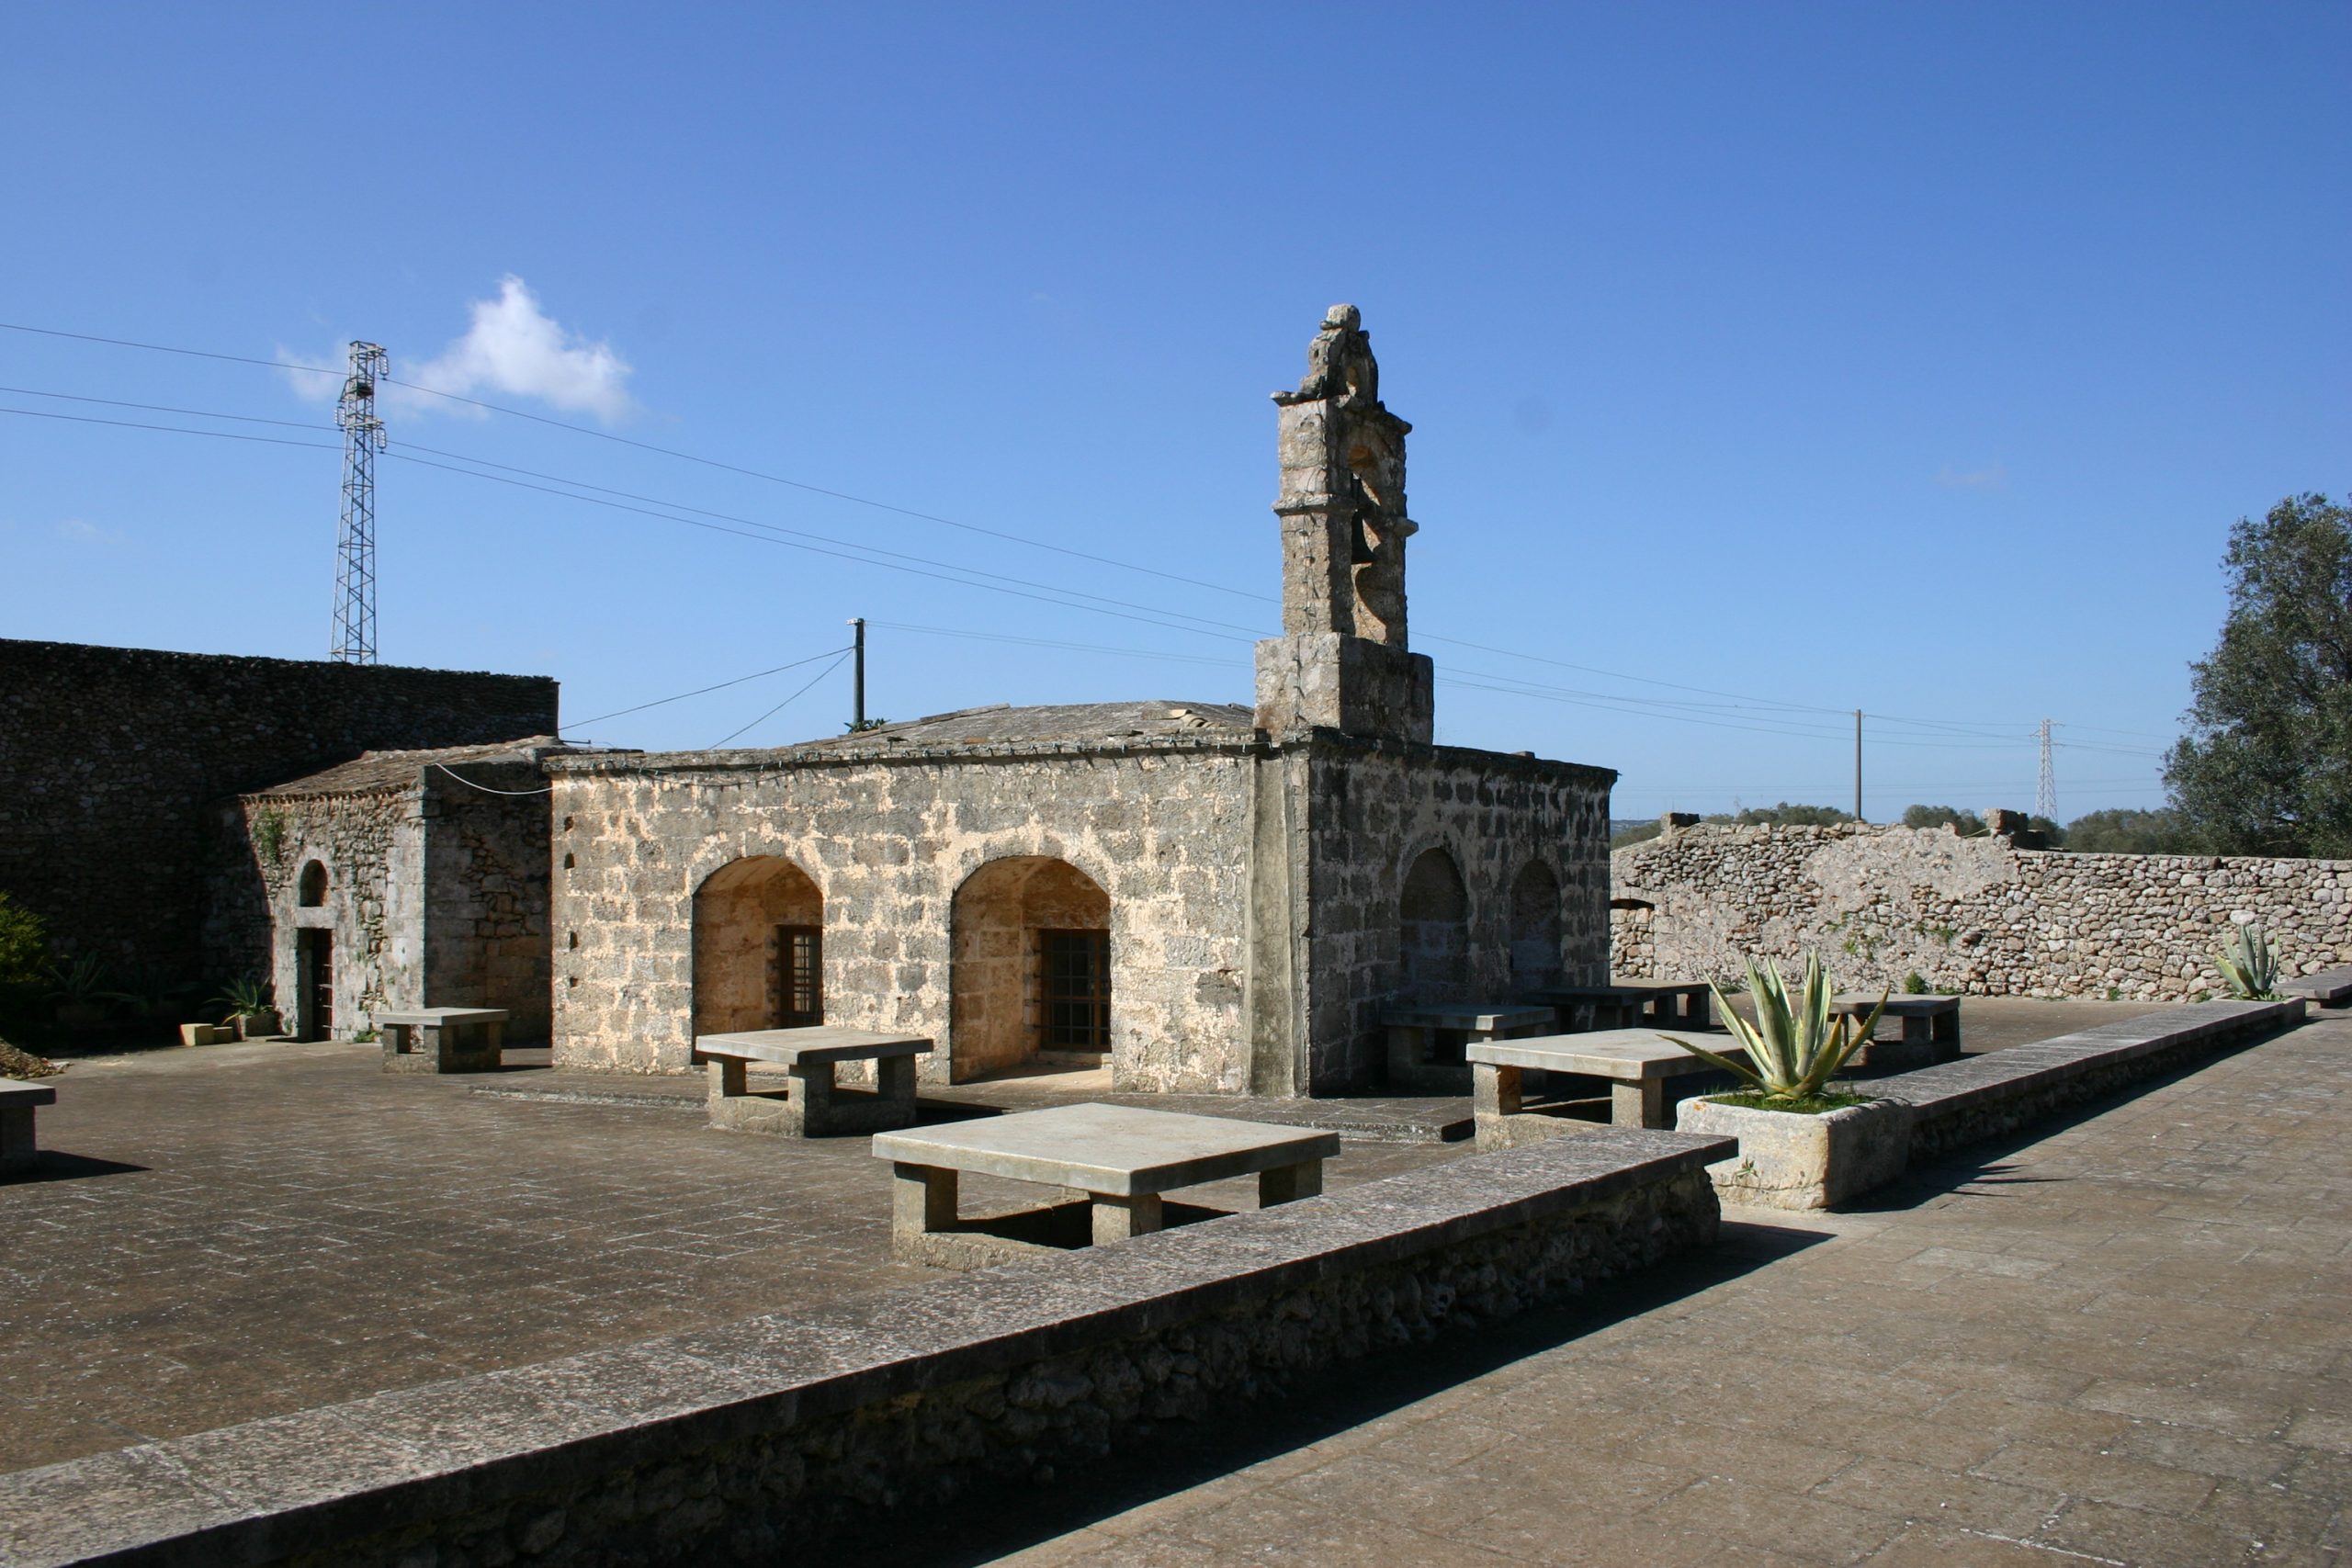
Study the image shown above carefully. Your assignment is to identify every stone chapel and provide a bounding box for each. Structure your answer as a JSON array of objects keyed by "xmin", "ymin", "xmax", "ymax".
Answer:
[{"xmin": 541, "ymin": 305, "xmax": 1617, "ymax": 1094}]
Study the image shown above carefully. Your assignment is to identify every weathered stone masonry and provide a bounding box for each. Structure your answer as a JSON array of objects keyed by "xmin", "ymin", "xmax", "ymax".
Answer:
[
  {"xmin": 1612, "ymin": 819, "xmax": 2352, "ymax": 999},
  {"xmin": 0, "ymin": 637, "xmax": 556, "ymax": 982},
  {"xmin": 548, "ymin": 724, "xmax": 1611, "ymax": 1094},
  {"xmin": 209, "ymin": 742, "xmax": 561, "ymax": 1041}
]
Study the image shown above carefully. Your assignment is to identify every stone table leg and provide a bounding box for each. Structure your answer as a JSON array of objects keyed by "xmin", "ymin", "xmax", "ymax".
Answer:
[
  {"xmin": 1473, "ymin": 1062, "xmax": 1522, "ymax": 1119},
  {"xmin": 1612, "ymin": 1077, "xmax": 1667, "ymax": 1129},
  {"xmin": 380, "ymin": 1023, "xmax": 411, "ymax": 1066},
  {"xmin": 707, "ymin": 1057, "xmax": 748, "ymax": 1100},
  {"xmin": 0, "ymin": 1106, "xmax": 36, "ymax": 1174},
  {"xmin": 892, "ymin": 1162, "xmax": 958, "ymax": 1242},
  {"xmin": 1259, "ymin": 1160, "xmax": 1323, "ymax": 1206},
  {"xmin": 788, "ymin": 1061, "xmax": 837, "ymax": 1135},
  {"xmin": 1385, "ymin": 1025, "xmax": 1428, "ymax": 1084},
  {"xmin": 1091, "ymin": 1192, "xmax": 1164, "ymax": 1244},
  {"xmin": 875, "ymin": 1055, "xmax": 920, "ymax": 1127},
  {"xmin": 424, "ymin": 1024, "xmax": 451, "ymax": 1072}
]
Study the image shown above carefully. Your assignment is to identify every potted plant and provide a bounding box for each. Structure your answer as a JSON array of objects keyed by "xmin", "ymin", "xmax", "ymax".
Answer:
[
  {"xmin": 2215, "ymin": 922, "xmax": 2282, "ymax": 1000},
  {"xmin": 47, "ymin": 953, "xmax": 123, "ymax": 1031},
  {"xmin": 1663, "ymin": 953, "xmax": 1914, "ymax": 1210},
  {"xmin": 210, "ymin": 976, "xmax": 280, "ymax": 1041}
]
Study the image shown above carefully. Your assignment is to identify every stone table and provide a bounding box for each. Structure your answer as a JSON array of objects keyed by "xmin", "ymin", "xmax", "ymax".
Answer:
[
  {"xmin": 694, "ymin": 1026, "xmax": 932, "ymax": 1137},
  {"xmin": 376, "ymin": 1008, "xmax": 508, "ymax": 1075},
  {"xmin": 872, "ymin": 1102, "xmax": 1341, "ymax": 1268},
  {"xmin": 1381, "ymin": 1002, "xmax": 1556, "ymax": 1093},
  {"xmin": 1465, "ymin": 1028, "xmax": 1747, "ymax": 1140},
  {"xmin": 1520, "ymin": 980, "xmax": 1713, "ymax": 1032},
  {"xmin": 1832, "ymin": 993, "xmax": 1962, "ymax": 1068},
  {"xmin": 1, "ymin": 1079, "xmax": 58, "ymax": 1175}
]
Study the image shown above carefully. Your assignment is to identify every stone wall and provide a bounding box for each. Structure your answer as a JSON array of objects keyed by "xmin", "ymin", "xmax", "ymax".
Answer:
[
  {"xmin": 424, "ymin": 764, "xmax": 557, "ymax": 1043},
  {"xmin": 0, "ymin": 1128, "xmax": 1731, "ymax": 1568},
  {"xmin": 1305, "ymin": 739, "xmax": 1613, "ymax": 1090},
  {"xmin": 1612, "ymin": 820, "xmax": 2352, "ymax": 999},
  {"xmin": 0, "ymin": 637, "xmax": 556, "ymax": 984},
  {"xmin": 549, "ymin": 738, "xmax": 1264, "ymax": 1089}
]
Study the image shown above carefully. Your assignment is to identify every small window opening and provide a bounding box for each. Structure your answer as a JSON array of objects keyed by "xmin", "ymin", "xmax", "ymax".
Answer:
[{"xmin": 297, "ymin": 861, "xmax": 329, "ymax": 907}]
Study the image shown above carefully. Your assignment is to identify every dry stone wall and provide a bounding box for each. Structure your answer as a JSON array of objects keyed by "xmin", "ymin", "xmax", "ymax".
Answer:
[
  {"xmin": 424, "ymin": 765, "xmax": 556, "ymax": 1041},
  {"xmin": 1612, "ymin": 821, "xmax": 2352, "ymax": 999},
  {"xmin": 0, "ymin": 637, "xmax": 554, "ymax": 983}
]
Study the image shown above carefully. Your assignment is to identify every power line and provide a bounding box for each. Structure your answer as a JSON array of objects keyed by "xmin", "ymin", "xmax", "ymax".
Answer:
[
  {"xmin": 710, "ymin": 651, "xmax": 854, "ymax": 748},
  {"xmin": 0, "ymin": 355, "xmax": 2183, "ymax": 753},
  {"xmin": 568, "ymin": 645, "xmax": 856, "ymax": 728}
]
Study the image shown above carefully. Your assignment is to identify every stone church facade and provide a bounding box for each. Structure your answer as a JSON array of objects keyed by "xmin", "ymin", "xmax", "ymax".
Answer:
[{"xmin": 547, "ymin": 306, "xmax": 1615, "ymax": 1094}]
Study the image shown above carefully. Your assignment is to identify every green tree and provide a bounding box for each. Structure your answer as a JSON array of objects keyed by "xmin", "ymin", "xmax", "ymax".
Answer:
[
  {"xmin": 2063, "ymin": 807, "xmax": 2190, "ymax": 854},
  {"xmin": 1722, "ymin": 802, "xmax": 1854, "ymax": 828},
  {"xmin": 2165, "ymin": 494, "xmax": 2352, "ymax": 856},
  {"xmin": 1901, "ymin": 804, "xmax": 1987, "ymax": 836}
]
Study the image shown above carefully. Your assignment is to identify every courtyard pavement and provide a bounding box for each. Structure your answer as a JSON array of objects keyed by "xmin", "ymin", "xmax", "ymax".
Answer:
[
  {"xmin": 910, "ymin": 1012, "xmax": 2352, "ymax": 1568},
  {"xmin": 0, "ymin": 1042, "xmax": 1456, "ymax": 1473}
]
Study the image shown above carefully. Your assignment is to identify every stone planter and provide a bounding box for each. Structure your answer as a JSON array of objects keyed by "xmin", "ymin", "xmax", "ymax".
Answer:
[
  {"xmin": 178, "ymin": 1023, "xmax": 220, "ymax": 1047},
  {"xmin": 234, "ymin": 1010, "xmax": 280, "ymax": 1041},
  {"xmin": 1674, "ymin": 1095, "xmax": 1915, "ymax": 1211}
]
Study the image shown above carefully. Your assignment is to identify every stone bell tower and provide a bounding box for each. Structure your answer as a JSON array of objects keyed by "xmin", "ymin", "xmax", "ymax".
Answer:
[{"xmin": 1253, "ymin": 304, "xmax": 1436, "ymax": 742}]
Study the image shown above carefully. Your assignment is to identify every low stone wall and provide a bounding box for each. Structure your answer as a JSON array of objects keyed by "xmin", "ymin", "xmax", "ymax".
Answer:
[
  {"xmin": 1889, "ymin": 998, "xmax": 2303, "ymax": 1161},
  {"xmin": 1612, "ymin": 820, "xmax": 2352, "ymax": 1000},
  {"xmin": 0, "ymin": 1128, "xmax": 1729, "ymax": 1568}
]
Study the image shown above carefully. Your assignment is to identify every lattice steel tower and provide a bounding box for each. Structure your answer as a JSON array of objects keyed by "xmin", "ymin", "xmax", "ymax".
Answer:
[
  {"xmin": 331, "ymin": 341, "xmax": 389, "ymax": 663},
  {"xmin": 2037, "ymin": 718, "xmax": 2057, "ymax": 821}
]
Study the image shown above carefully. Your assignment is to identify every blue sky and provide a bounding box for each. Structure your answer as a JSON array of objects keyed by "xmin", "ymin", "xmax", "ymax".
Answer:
[{"xmin": 3, "ymin": 4, "xmax": 2344, "ymax": 821}]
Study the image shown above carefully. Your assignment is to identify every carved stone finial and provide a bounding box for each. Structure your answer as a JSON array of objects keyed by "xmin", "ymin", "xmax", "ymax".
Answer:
[{"xmin": 1324, "ymin": 302, "xmax": 1360, "ymax": 330}]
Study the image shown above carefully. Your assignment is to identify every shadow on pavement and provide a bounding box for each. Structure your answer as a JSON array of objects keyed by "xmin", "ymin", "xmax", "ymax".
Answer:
[{"xmin": 863, "ymin": 1215, "xmax": 1837, "ymax": 1568}]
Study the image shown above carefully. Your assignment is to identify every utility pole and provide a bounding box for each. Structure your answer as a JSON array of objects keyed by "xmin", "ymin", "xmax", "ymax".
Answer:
[
  {"xmin": 848, "ymin": 616, "xmax": 865, "ymax": 728},
  {"xmin": 2037, "ymin": 718, "xmax": 2057, "ymax": 821},
  {"xmin": 1853, "ymin": 709, "xmax": 1864, "ymax": 822},
  {"xmin": 331, "ymin": 341, "xmax": 389, "ymax": 664}
]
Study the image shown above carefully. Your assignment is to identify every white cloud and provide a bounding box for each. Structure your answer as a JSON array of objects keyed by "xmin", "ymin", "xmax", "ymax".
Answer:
[
  {"xmin": 275, "ymin": 344, "xmax": 348, "ymax": 405},
  {"xmin": 1934, "ymin": 462, "xmax": 2007, "ymax": 491},
  {"xmin": 399, "ymin": 276, "xmax": 635, "ymax": 422},
  {"xmin": 56, "ymin": 517, "xmax": 123, "ymax": 546}
]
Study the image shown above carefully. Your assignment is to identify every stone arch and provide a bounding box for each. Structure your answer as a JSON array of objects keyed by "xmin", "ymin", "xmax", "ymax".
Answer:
[
  {"xmin": 692, "ymin": 856, "xmax": 824, "ymax": 1036},
  {"xmin": 950, "ymin": 856, "xmax": 1111, "ymax": 1081},
  {"xmin": 1398, "ymin": 846, "xmax": 1469, "ymax": 1003},
  {"xmin": 1509, "ymin": 859, "xmax": 1564, "ymax": 989},
  {"xmin": 297, "ymin": 860, "xmax": 329, "ymax": 908}
]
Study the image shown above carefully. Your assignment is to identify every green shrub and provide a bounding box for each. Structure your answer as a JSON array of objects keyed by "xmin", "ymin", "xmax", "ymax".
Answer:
[
  {"xmin": 2215, "ymin": 923, "xmax": 2281, "ymax": 1000},
  {"xmin": 0, "ymin": 893, "xmax": 48, "ymax": 988}
]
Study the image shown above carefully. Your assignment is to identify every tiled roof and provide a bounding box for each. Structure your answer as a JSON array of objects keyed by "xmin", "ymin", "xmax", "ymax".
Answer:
[{"xmin": 254, "ymin": 737, "xmax": 568, "ymax": 796}]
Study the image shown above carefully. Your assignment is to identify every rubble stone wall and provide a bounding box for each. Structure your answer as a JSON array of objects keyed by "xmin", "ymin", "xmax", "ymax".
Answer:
[
  {"xmin": 216, "ymin": 787, "xmax": 420, "ymax": 1034},
  {"xmin": 424, "ymin": 765, "xmax": 556, "ymax": 1043},
  {"xmin": 1306, "ymin": 739, "xmax": 1614, "ymax": 1090},
  {"xmin": 1611, "ymin": 822, "xmax": 2352, "ymax": 999},
  {"xmin": 0, "ymin": 637, "xmax": 555, "ymax": 983}
]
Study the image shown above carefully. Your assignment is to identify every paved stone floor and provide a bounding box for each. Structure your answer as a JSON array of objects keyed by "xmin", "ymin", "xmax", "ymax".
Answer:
[
  {"xmin": 0, "ymin": 1042, "xmax": 1454, "ymax": 1473},
  {"xmin": 885, "ymin": 1013, "xmax": 2349, "ymax": 1568}
]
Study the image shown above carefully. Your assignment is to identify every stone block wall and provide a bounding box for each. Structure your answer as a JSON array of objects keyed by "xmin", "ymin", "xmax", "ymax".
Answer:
[
  {"xmin": 217, "ymin": 787, "xmax": 420, "ymax": 1033},
  {"xmin": 425, "ymin": 764, "xmax": 557, "ymax": 1042},
  {"xmin": 548, "ymin": 739, "xmax": 1262, "ymax": 1089},
  {"xmin": 1303, "ymin": 739, "xmax": 1614, "ymax": 1091},
  {"xmin": 1612, "ymin": 821, "xmax": 2352, "ymax": 999},
  {"xmin": 0, "ymin": 637, "xmax": 556, "ymax": 984}
]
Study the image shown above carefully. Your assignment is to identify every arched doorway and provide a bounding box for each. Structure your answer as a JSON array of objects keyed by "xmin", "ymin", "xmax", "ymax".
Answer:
[
  {"xmin": 1509, "ymin": 859, "xmax": 1563, "ymax": 989},
  {"xmin": 692, "ymin": 857, "xmax": 824, "ymax": 1035},
  {"xmin": 1398, "ymin": 847, "xmax": 1469, "ymax": 1003},
  {"xmin": 951, "ymin": 856, "xmax": 1110, "ymax": 1079}
]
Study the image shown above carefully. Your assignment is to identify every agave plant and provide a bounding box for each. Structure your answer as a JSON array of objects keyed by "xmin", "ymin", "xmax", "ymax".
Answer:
[
  {"xmin": 1661, "ymin": 953, "xmax": 1885, "ymax": 1107},
  {"xmin": 209, "ymin": 976, "xmax": 275, "ymax": 1020},
  {"xmin": 2215, "ymin": 923, "xmax": 2281, "ymax": 1000}
]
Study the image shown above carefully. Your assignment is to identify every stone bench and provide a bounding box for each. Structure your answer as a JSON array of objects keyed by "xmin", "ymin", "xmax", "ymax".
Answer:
[
  {"xmin": 1, "ymin": 1080, "xmax": 57, "ymax": 1176},
  {"xmin": 377, "ymin": 1009, "xmax": 509, "ymax": 1074},
  {"xmin": 1832, "ymin": 994, "xmax": 1961, "ymax": 1069},
  {"xmin": 873, "ymin": 1102, "xmax": 1340, "ymax": 1269},
  {"xmin": 2280, "ymin": 968, "xmax": 2352, "ymax": 1006},
  {"xmin": 1382, "ymin": 1002, "xmax": 1555, "ymax": 1093},
  {"xmin": 1467, "ymin": 1029, "xmax": 1747, "ymax": 1144},
  {"xmin": 1520, "ymin": 980, "xmax": 1713, "ymax": 1032},
  {"xmin": 695, "ymin": 1026, "xmax": 931, "ymax": 1137}
]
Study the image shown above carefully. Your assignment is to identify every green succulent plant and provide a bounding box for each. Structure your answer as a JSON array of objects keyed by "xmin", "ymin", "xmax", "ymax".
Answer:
[
  {"xmin": 1662, "ymin": 953, "xmax": 1885, "ymax": 1107},
  {"xmin": 2215, "ymin": 923, "xmax": 2281, "ymax": 1000},
  {"xmin": 209, "ymin": 976, "xmax": 275, "ymax": 1019}
]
